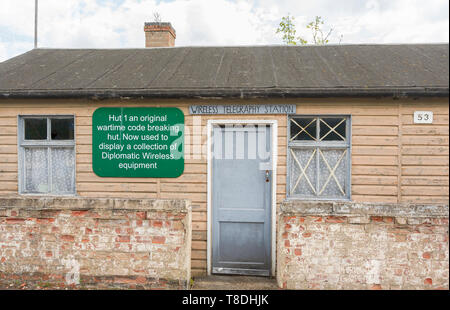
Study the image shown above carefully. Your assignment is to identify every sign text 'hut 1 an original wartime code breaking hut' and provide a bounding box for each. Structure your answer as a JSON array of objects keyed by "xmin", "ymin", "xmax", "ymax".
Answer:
[
  {"xmin": 0, "ymin": 21, "xmax": 448, "ymax": 290},
  {"xmin": 92, "ymin": 107, "xmax": 184, "ymax": 177}
]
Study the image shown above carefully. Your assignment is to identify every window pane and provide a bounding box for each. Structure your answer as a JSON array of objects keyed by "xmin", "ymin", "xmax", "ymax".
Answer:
[
  {"xmin": 320, "ymin": 118, "xmax": 346, "ymax": 141},
  {"xmin": 318, "ymin": 149, "xmax": 347, "ymax": 198},
  {"xmin": 24, "ymin": 118, "xmax": 47, "ymax": 140},
  {"xmin": 24, "ymin": 148, "xmax": 49, "ymax": 193},
  {"xmin": 290, "ymin": 118, "xmax": 317, "ymax": 141},
  {"xmin": 51, "ymin": 148, "xmax": 75, "ymax": 193},
  {"xmin": 289, "ymin": 148, "xmax": 317, "ymax": 196},
  {"xmin": 51, "ymin": 118, "xmax": 74, "ymax": 140}
]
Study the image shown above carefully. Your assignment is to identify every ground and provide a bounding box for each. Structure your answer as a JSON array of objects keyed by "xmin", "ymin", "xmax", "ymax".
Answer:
[
  {"xmin": 0, "ymin": 275, "xmax": 280, "ymax": 290},
  {"xmin": 191, "ymin": 275, "xmax": 280, "ymax": 290}
]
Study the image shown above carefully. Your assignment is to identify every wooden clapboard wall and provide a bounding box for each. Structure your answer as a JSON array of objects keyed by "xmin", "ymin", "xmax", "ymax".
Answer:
[{"xmin": 0, "ymin": 97, "xmax": 448, "ymax": 276}]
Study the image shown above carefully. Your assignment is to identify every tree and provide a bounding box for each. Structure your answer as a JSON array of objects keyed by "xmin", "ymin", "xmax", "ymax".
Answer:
[
  {"xmin": 276, "ymin": 15, "xmax": 306, "ymax": 45},
  {"xmin": 307, "ymin": 16, "xmax": 333, "ymax": 45},
  {"xmin": 276, "ymin": 15, "xmax": 342, "ymax": 45}
]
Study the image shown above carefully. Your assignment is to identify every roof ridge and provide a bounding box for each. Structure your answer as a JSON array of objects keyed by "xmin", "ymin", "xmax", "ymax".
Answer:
[{"xmin": 22, "ymin": 42, "xmax": 450, "ymax": 51}]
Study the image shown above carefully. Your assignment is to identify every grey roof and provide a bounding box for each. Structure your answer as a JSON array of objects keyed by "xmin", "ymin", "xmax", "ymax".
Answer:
[{"xmin": 0, "ymin": 44, "xmax": 448, "ymax": 99}]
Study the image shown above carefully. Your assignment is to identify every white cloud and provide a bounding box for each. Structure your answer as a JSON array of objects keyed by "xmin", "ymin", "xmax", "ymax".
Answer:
[
  {"xmin": 0, "ymin": 0, "xmax": 448, "ymax": 62},
  {"xmin": 0, "ymin": 44, "xmax": 7, "ymax": 62}
]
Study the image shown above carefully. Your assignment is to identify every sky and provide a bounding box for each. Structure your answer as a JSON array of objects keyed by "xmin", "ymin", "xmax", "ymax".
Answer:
[{"xmin": 0, "ymin": 0, "xmax": 448, "ymax": 62}]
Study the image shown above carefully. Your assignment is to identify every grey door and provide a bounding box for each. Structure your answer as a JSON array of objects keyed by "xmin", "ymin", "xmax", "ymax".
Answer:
[{"xmin": 212, "ymin": 124, "xmax": 272, "ymax": 276}]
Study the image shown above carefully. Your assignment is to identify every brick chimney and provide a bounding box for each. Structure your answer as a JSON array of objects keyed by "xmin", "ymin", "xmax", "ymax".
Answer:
[{"xmin": 144, "ymin": 22, "xmax": 176, "ymax": 47}]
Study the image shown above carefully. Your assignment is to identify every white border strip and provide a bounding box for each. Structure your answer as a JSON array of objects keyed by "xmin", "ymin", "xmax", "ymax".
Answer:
[{"xmin": 207, "ymin": 119, "xmax": 278, "ymax": 276}]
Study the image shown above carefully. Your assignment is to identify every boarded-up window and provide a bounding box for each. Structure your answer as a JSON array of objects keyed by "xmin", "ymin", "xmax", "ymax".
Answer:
[
  {"xmin": 288, "ymin": 116, "xmax": 351, "ymax": 200},
  {"xmin": 19, "ymin": 116, "xmax": 75, "ymax": 195}
]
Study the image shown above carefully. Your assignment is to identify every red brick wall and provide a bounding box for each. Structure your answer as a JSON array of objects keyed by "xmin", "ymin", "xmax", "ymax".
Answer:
[
  {"xmin": 0, "ymin": 197, "xmax": 191, "ymax": 289},
  {"xmin": 277, "ymin": 201, "xmax": 449, "ymax": 290},
  {"xmin": 145, "ymin": 31, "xmax": 175, "ymax": 47}
]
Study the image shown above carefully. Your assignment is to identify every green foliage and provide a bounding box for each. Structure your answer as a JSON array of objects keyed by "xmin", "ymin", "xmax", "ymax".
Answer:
[
  {"xmin": 277, "ymin": 15, "xmax": 342, "ymax": 45},
  {"xmin": 276, "ymin": 15, "xmax": 307, "ymax": 45},
  {"xmin": 307, "ymin": 16, "xmax": 332, "ymax": 45}
]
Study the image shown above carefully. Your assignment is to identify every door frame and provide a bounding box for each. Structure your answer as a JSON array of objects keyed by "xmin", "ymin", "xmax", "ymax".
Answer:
[{"xmin": 206, "ymin": 119, "xmax": 278, "ymax": 276}]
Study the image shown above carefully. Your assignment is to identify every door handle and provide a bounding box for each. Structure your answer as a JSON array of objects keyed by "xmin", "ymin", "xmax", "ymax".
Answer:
[{"xmin": 265, "ymin": 170, "xmax": 270, "ymax": 182}]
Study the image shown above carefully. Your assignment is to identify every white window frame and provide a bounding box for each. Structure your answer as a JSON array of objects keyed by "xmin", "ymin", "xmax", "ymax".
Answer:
[
  {"xmin": 286, "ymin": 114, "xmax": 351, "ymax": 201},
  {"xmin": 18, "ymin": 115, "xmax": 76, "ymax": 196}
]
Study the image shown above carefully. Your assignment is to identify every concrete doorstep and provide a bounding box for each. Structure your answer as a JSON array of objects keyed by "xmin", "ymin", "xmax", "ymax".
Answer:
[{"xmin": 190, "ymin": 275, "xmax": 281, "ymax": 290}]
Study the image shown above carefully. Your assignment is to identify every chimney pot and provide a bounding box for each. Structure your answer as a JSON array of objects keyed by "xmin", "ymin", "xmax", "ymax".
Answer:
[{"xmin": 144, "ymin": 22, "xmax": 176, "ymax": 47}]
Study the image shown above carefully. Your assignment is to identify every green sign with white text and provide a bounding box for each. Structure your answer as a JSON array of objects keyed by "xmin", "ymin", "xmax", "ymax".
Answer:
[{"xmin": 92, "ymin": 107, "xmax": 184, "ymax": 178}]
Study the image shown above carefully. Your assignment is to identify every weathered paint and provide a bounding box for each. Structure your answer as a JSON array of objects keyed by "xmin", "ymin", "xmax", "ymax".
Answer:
[
  {"xmin": 0, "ymin": 197, "xmax": 191, "ymax": 289},
  {"xmin": 0, "ymin": 97, "xmax": 448, "ymax": 276},
  {"xmin": 277, "ymin": 200, "xmax": 449, "ymax": 290}
]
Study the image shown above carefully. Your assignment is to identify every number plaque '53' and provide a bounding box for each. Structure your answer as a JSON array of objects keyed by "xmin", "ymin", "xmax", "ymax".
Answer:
[{"xmin": 413, "ymin": 111, "xmax": 433, "ymax": 124}]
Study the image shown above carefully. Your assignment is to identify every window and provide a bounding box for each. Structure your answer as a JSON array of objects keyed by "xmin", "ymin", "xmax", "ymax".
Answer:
[
  {"xmin": 19, "ymin": 116, "xmax": 75, "ymax": 195},
  {"xmin": 287, "ymin": 115, "xmax": 351, "ymax": 200}
]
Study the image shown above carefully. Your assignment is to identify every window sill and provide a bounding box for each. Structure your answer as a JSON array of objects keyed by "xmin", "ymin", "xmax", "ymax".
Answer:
[
  {"xmin": 285, "ymin": 196, "xmax": 352, "ymax": 202},
  {"xmin": 19, "ymin": 193, "xmax": 78, "ymax": 197}
]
